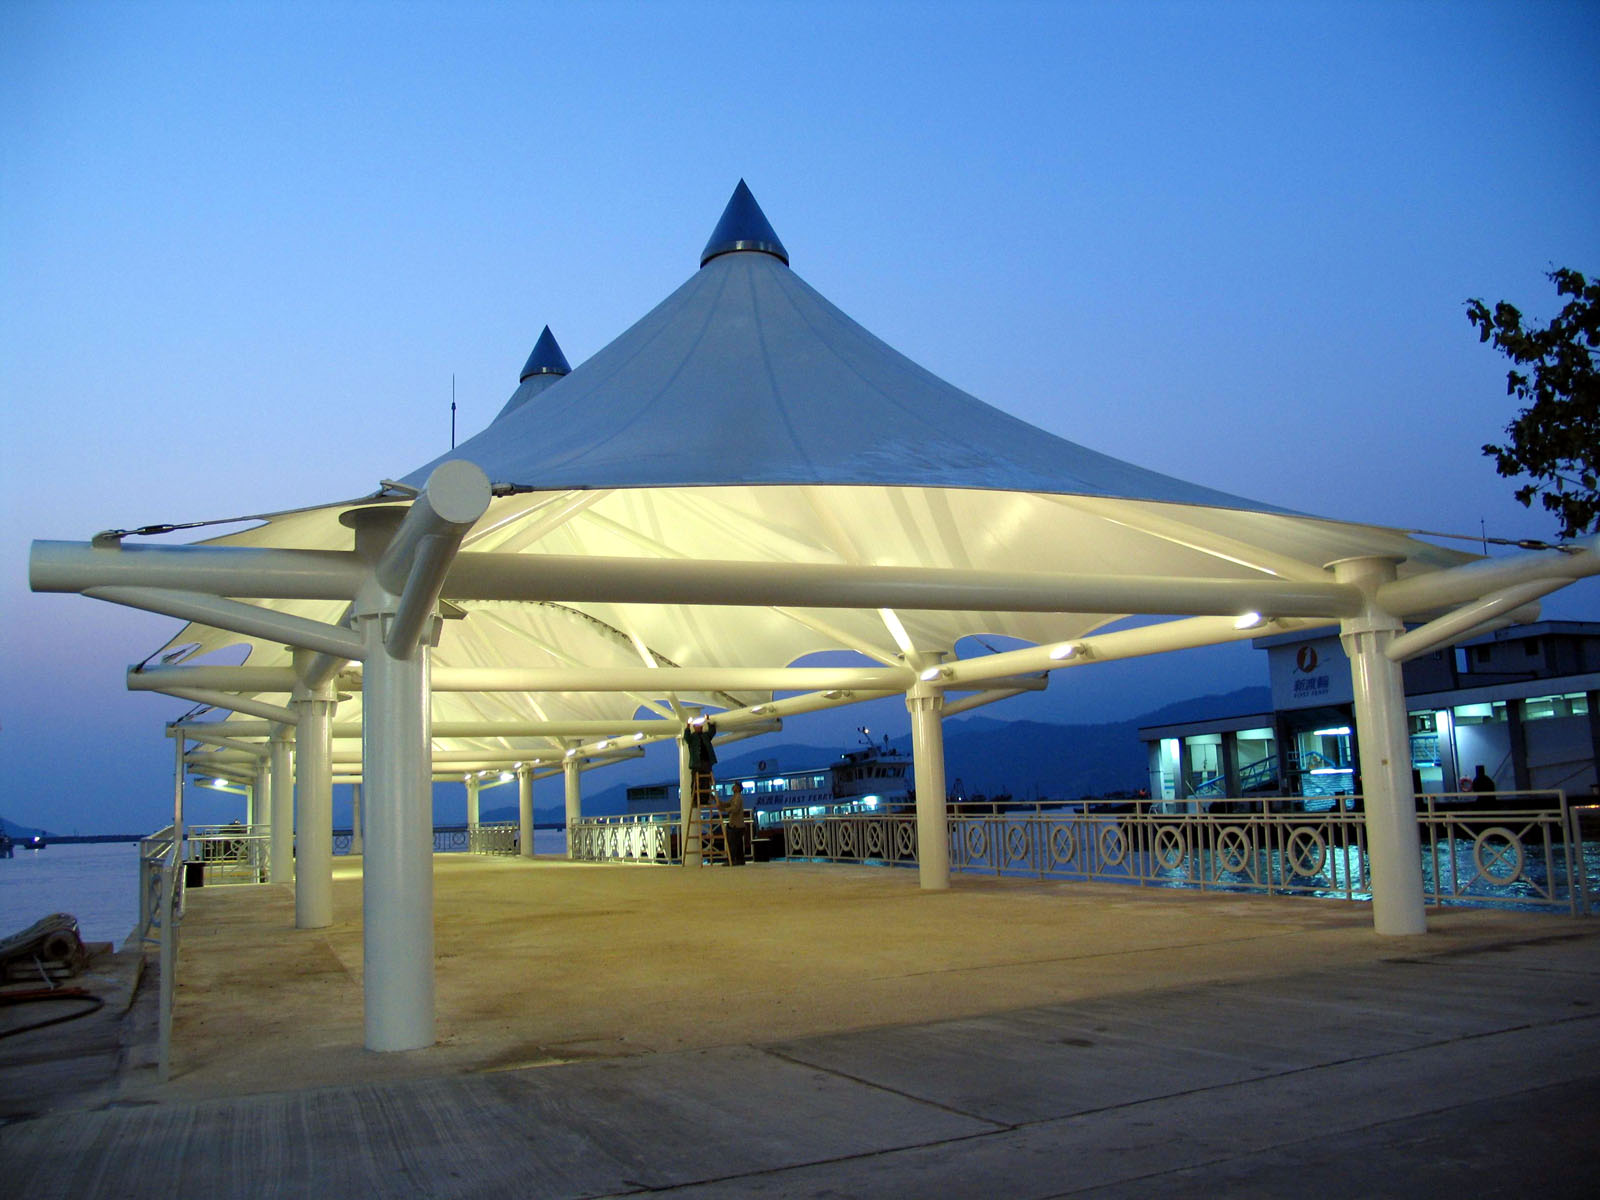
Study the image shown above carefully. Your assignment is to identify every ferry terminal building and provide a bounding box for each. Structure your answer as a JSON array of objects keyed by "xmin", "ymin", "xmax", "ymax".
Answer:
[{"xmin": 1141, "ymin": 620, "xmax": 1600, "ymax": 805}]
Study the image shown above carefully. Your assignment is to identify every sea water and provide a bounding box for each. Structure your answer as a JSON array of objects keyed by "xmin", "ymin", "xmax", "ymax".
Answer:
[
  {"xmin": 0, "ymin": 832, "xmax": 575, "ymax": 953},
  {"xmin": 0, "ymin": 841, "xmax": 143, "ymax": 950}
]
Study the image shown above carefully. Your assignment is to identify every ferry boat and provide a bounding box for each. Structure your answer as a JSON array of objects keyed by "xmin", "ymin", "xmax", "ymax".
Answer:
[{"xmin": 625, "ymin": 741, "xmax": 913, "ymax": 829}]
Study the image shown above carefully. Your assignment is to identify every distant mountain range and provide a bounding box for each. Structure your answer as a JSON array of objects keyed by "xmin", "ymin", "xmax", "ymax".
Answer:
[
  {"xmin": 482, "ymin": 685, "xmax": 1271, "ymax": 821},
  {"xmin": 7, "ymin": 688, "xmax": 1271, "ymax": 836}
]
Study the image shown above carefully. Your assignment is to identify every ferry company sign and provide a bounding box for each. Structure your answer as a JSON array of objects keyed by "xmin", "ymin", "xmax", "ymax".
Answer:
[{"xmin": 1267, "ymin": 635, "xmax": 1355, "ymax": 710}]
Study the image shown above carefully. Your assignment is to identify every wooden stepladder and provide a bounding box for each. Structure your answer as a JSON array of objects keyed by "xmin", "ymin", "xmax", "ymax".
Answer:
[{"xmin": 687, "ymin": 769, "xmax": 730, "ymax": 866}]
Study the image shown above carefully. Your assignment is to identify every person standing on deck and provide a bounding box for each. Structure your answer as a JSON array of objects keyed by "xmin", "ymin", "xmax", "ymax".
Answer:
[{"xmin": 724, "ymin": 781, "xmax": 747, "ymax": 866}]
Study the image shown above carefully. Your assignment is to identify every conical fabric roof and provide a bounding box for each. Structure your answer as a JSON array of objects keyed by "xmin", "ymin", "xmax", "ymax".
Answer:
[
  {"xmin": 408, "ymin": 187, "xmax": 1267, "ymax": 509},
  {"xmin": 152, "ymin": 183, "xmax": 1475, "ymax": 771},
  {"xmin": 492, "ymin": 326, "xmax": 571, "ymax": 423}
]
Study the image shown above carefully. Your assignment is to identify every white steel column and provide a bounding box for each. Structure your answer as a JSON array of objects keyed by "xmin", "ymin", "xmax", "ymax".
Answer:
[
  {"xmin": 352, "ymin": 460, "xmax": 489, "ymax": 1053},
  {"xmin": 292, "ymin": 677, "xmax": 336, "ymax": 930},
  {"xmin": 677, "ymin": 732, "xmax": 697, "ymax": 867},
  {"xmin": 517, "ymin": 768, "xmax": 534, "ymax": 858},
  {"xmin": 349, "ymin": 783, "xmax": 363, "ymax": 856},
  {"xmin": 248, "ymin": 763, "xmax": 263, "ymax": 826},
  {"xmin": 1334, "ymin": 557, "xmax": 1427, "ymax": 936},
  {"xmin": 359, "ymin": 609, "xmax": 435, "ymax": 1051},
  {"xmin": 564, "ymin": 758, "xmax": 581, "ymax": 858},
  {"xmin": 466, "ymin": 776, "xmax": 481, "ymax": 832},
  {"xmin": 268, "ymin": 725, "xmax": 294, "ymax": 885},
  {"xmin": 907, "ymin": 680, "xmax": 950, "ymax": 890}
]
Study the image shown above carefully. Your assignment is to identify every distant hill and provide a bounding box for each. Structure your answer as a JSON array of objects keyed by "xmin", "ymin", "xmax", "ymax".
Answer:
[
  {"xmin": 1, "ymin": 816, "xmax": 49, "ymax": 840},
  {"xmin": 483, "ymin": 685, "xmax": 1272, "ymax": 818}
]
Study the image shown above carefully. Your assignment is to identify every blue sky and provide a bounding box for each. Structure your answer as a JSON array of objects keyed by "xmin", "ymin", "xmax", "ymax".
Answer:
[{"xmin": 3, "ymin": 1, "xmax": 1597, "ymax": 834}]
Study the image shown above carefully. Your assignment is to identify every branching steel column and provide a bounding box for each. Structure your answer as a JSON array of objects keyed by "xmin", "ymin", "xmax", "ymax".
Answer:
[
  {"xmin": 1335, "ymin": 557, "xmax": 1426, "ymax": 936},
  {"xmin": 359, "ymin": 608, "xmax": 435, "ymax": 1050},
  {"xmin": 292, "ymin": 649, "xmax": 337, "ymax": 929},
  {"xmin": 564, "ymin": 757, "xmax": 581, "ymax": 859},
  {"xmin": 517, "ymin": 769, "xmax": 534, "ymax": 859},
  {"xmin": 906, "ymin": 679, "xmax": 949, "ymax": 890},
  {"xmin": 355, "ymin": 461, "xmax": 489, "ymax": 1053},
  {"xmin": 268, "ymin": 725, "xmax": 293, "ymax": 886}
]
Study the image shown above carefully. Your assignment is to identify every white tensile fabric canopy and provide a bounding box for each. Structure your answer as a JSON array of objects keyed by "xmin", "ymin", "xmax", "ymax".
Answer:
[{"xmin": 148, "ymin": 180, "xmax": 1471, "ymax": 770}]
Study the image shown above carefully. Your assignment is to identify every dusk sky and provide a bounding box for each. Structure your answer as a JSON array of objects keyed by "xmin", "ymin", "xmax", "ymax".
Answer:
[{"xmin": 3, "ymin": 1, "xmax": 1597, "ymax": 835}]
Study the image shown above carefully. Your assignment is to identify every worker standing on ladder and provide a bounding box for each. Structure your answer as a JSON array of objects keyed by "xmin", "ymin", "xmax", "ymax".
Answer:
[{"xmin": 684, "ymin": 715, "xmax": 717, "ymax": 776}]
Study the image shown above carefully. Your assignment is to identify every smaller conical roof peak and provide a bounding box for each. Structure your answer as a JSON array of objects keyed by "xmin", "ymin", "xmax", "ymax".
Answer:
[
  {"xmin": 700, "ymin": 180, "xmax": 789, "ymax": 268},
  {"xmin": 519, "ymin": 326, "xmax": 572, "ymax": 382}
]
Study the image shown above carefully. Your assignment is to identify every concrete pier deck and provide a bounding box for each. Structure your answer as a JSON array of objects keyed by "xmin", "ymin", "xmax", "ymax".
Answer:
[{"xmin": 3, "ymin": 854, "xmax": 1597, "ymax": 1196}]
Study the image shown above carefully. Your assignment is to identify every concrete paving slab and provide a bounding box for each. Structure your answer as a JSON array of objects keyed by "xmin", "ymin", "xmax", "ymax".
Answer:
[
  {"xmin": 2, "ymin": 856, "xmax": 1596, "ymax": 1197},
  {"xmin": 2, "ymin": 1042, "xmax": 992, "ymax": 1198},
  {"xmin": 670, "ymin": 1016, "xmax": 1600, "ymax": 1199}
]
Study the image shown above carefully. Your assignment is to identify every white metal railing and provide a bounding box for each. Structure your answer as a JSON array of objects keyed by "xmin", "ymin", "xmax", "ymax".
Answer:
[
  {"xmin": 571, "ymin": 813, "xmax": 681, "ymax": 864},
  {"xmin": 467, "ymin": 822, "xmax": 520, "ymax": 855},
  {"xmin": 137, "ymin": 824, "xmax": 184, "ymax": 1079},
  {"xmin": 776, "ymin": 792, "xmax": 1593, "ymax": 915},
  {"xmin": 183, "ymin": 823, "xmax": 270, "ymax": 885}
]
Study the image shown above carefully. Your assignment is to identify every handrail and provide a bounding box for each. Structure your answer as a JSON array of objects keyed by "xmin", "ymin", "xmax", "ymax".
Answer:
[{"xmin": 136, "ymin": 823, "xmax": 184, "ymax": 1080}]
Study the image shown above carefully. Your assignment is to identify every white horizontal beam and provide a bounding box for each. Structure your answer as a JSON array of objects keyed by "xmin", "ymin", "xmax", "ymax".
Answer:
[
  {"xmin": 130, "ymin": 666, "xmax": 303, "ymax": 692},
  {"xmin": 180, "ymin": 729, "xmax": 270, "ymax": 756},
  {"xmin": 714, "ymin": 688, "xmax": 898, "ymax": 727},
  {"xmin": 31, "ymin": 541, "xmax": 365, "ymax": 599},
  {"xmin": 427, "ymin": 666, "xmax": 913, "ymax": 692},
  {"xmin": 214, "ymin": 718, "xmax": 685, "ymax": 740},
  {"xmin": 162, "ymin": 688, "xmax": 300, "ymax": 725},
  {"xmin": 85, "ymin": 587, "xmax": 365, "ymax": 659},
  {"xmin": 443, "ymin": 551, "xmax": 1362, "ymax": 618},
  {"xmin": 35, "ymin": 538, "xmax": 1365, "ymax": 620},
  {"xmin": 936, "ymin": 615, "xmax": 1330, "ymax": 688},
  {"xmin": 564, "ymin": 718, "xmax": 783, "ymax": 761}
]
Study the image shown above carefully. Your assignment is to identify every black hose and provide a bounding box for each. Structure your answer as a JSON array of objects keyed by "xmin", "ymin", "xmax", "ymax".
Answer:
[{"xmin": 0, "ymin": 988, "xmax": 106, "ymax": 1039}]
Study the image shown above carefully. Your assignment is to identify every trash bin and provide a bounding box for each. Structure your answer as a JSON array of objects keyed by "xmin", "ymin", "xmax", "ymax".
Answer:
[{"xmin": 184, "ymin": 861, "xmax": 205, "ymax": 888}]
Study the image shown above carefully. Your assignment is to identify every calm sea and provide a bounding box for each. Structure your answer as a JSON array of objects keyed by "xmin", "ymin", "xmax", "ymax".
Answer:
[
  {"xmin": 0, "ymin": 833, "xmax": 578, "ymax": 953},
  {"xmin": 0, "ymin": 841, "xmax": 142, "ymax": 950}
]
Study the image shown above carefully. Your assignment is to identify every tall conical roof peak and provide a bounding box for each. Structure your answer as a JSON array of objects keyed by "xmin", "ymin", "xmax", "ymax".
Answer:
[
  {"xmin": 519, "ymin": 325, "xmax": 571, "ymax": 382},
  {"xmin": 700, "ymin": 180, "xmax": 789, "ymax": 268}
]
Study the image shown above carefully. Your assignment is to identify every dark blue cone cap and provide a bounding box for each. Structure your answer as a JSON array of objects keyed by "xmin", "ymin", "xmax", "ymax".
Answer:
[
  {"xmin": 519, "ymin": 326, "xmax": 572, "ymax": 382},
  {"xmin": 699, "ymin": 180, "xmax": 789, "ymax": 268}
]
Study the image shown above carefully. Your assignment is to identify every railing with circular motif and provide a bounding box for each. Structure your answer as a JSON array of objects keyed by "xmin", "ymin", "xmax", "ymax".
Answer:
[{"xmin": 787, "ymin": 792, "xmax": 1589, "ymax": 913}]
